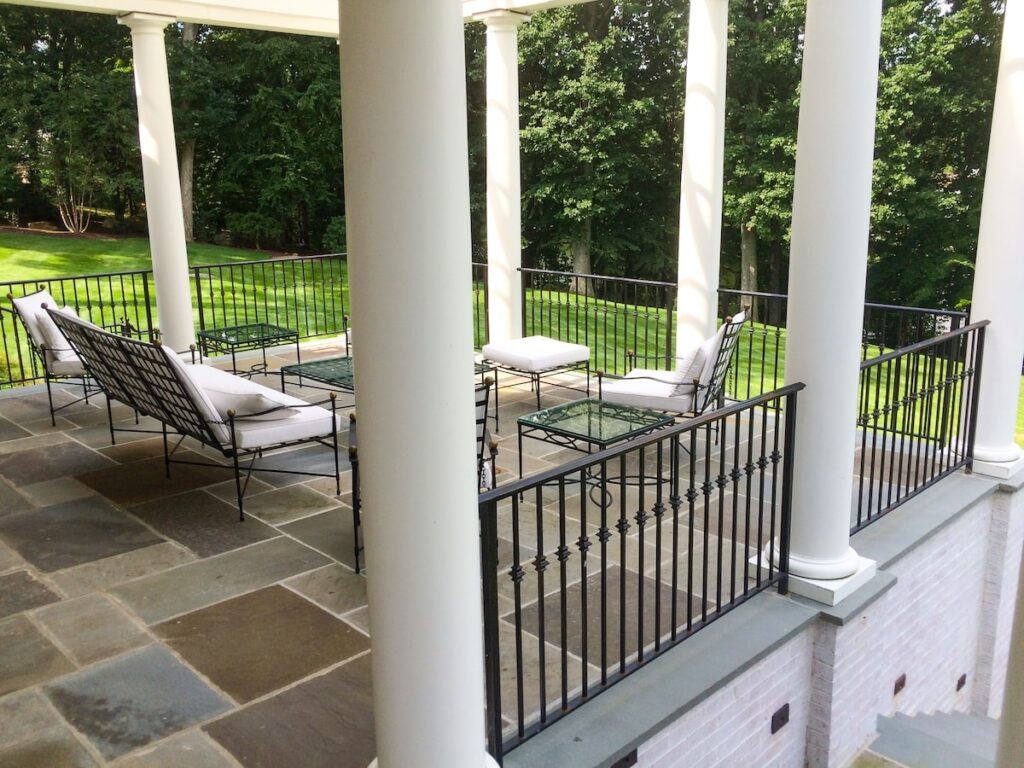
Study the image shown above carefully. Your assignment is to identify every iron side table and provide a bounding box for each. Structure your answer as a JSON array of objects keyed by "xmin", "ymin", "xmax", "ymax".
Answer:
[{"xmin": 198, "ymin": 322, "xmax": 300, "ymax": 376}]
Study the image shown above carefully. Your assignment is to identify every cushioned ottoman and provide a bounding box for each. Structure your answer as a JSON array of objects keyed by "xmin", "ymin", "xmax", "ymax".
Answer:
[{"xmin": 481, "ymin": 335, "xmax": 591, "ymax": 417}]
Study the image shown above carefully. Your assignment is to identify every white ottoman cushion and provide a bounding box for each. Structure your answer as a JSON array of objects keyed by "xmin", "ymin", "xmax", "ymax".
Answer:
[{"xmin": 482, "ymin": 336, "xmax": 589, "ymax": 372}]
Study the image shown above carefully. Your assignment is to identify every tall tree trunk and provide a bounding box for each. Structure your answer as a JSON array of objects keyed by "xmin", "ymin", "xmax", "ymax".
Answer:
[
  {"xmin": 740, "ymin": 222, "xmax": 758, "ymax": 321},
  {"xmin": 570, "ymin": 218, "xmax": 592, "ymax": 295},
  {"xmin": 179, "ymin": 22, "xmax": 198, "ymax": 242},
  {"xmin": 768, "ymin": 247, "xmax": 783, "ymax": 327}
]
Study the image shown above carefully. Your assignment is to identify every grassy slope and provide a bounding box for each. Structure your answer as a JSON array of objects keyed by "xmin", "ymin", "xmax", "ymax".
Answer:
[{"xmin": 0, "ymin": 230, "xmax": 269, "ymax": 281}]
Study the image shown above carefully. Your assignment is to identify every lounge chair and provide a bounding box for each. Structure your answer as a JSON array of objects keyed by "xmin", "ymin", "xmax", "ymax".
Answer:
[
  {"xmin": 597, "ymin": 312, "xmax": 747, "ymax": 418},
  {"xmin": 49, "ymin": 307, "xmax": 343, "ymax": 520}
]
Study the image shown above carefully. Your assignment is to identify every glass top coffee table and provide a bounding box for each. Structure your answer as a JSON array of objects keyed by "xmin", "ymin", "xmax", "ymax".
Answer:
[
  {"xmin": 198, "ymin": 322, "xmax": 300, "ymax": 376},
  {"xmin": 516, "ymin": 398, "xmax": 674, "ymax": 478}
]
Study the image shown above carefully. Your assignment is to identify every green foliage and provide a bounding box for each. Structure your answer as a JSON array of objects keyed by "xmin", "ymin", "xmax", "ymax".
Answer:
[{"xmin": 322, "ymin": 216, "xmax": 347, "ymax": 254}]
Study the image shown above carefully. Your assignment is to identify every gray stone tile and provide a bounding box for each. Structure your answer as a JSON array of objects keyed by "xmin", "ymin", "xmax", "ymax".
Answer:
[
  {"xmin": 114, "ymin": 730, "xmax": 236, "ymax": 768},
  {"xmin": 0, "ymin": 431, "xmax": 67, "ymax": 457},
  {"xmin": 285, "ymin": 564, "xmax": 367, "ymax": 617},
  {"xmin": 16, "ymin": 476, "xmax": 95, "ymax": 506},
  {"xmin": 0, "ymin": 477, "xmax": 32, "ymax": 517},
  {"xmin": 0, "ymin": 570, "xmax": 60, "ymax": 619},
  {"xmin": 0, "ymin": 540, "xmax": 25, "ymax": 575},
  {"xmin": 77, "ymin": 451, "xmax": 229, "ymax": 506},
  {"xmin": 254, "ymin": 444, "xmax": 344, "ymax": 489},
  {"xmin": 34, "ymin": 593, "xmax": 150, "ymax": 665},
  {"xmin": 0, "ymin": 415, "xmax": 31, "ymax": 443},
  {"xmin": 281, "ymin": 508, "xmax": 360, "ymax": 571},
  {"xmin": 154, "ymin": 586, "xmax": 369, "ymax": 704},
  {"xmin": 243, "ymin": 484, "xmax": 340, "ymax": 525},
  {"xmin": 51, "ymin": 542, "xmax": 195, "ymax": 599},
  {"xmin": 45, "ymin": 645, "xmax": 231, "ymax": 761},
  {"xmin": 0, "ymin": 497, "xmax": 163, "ymax": 573},
  {"xmin": 205, "ymin": 477, "xmax": 274, "ymax": 504},
  {"xmin": 0, "ymin": 688, "xmax": 65, "ymax": 743},
  {"xmin": 0, "ymin": 439, "xmax": 114, "ymax": 487},
  {"xmin": 112, "ymin": 537, "xmax": 329, "ymax": 625},
  {"xmin": 0, "ymin": 726, "xmax": 100, "ymax": 768},
  {"xmin": 98, "ymin": 437, "xmax": 168, "ymax": 464},
  {"xmin": 343, "ymin": 606, "xmax": 370, "ymax": 635},
  {"xmin": 0, "ymin": 615, "xmax": 75, "ymax": 697},
  {"xmin": 131, "ymin": 490, "xmax": 277, "ymax": 558},
  {"xmin": 205, "ymin": 654, "xmax": 375, "ymax": 768}
]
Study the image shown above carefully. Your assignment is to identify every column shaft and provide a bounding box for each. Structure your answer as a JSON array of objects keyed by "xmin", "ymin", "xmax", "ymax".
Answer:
[
  {"xmin": 675, "ymin": 0, "xmax": 728, "ymax": 355},
  {"xmin": 120, "ymin": 14, "xmax": 194, "ymax": 351},
  {"xmin": 970, "ymin": 0, "xmax": 1024, "ymax": 470},
  {"xmin": 483, "ymin": 12, "xmax": 527, "ymax": 344},
  {"xmin": 784, "ymin": 0, "xmax": 882, "ymax": 579},
  {"xmin": 338, "ymin": 0, "xmax": 491, "ymax": 765}
]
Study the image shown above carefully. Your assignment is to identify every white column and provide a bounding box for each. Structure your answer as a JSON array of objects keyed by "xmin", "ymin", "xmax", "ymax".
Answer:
[
  {"xmin": 969, "ymin": 0, "xmax": 1024, "ymax": 480},
  {"xmin": 674, "ymin": 0, "xmax": 728, "ymax": 355},
  {"xmin": 997, "ymin": 536, "xmax": 1024, "ymax": 768},
  {"xmin": 480, "ymin": 11, "xmax": 528, "ymax": 344},
  {"xmin": 338, "ymin": 0, "xmax": 494, "ymax": 766},
  {"xmin": 781, "ymin": 0, "xmax": 882, "ymax": 600},
  {"xmin": 118, "ymin": 13, "xmax": 194, "ymax": 352}
]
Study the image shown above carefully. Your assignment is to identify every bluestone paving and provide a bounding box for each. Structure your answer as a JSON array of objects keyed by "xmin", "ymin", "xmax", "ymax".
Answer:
[
  {"xmin": 0, "ymin": 438, "xmax": 114, "ymax": 486},
  {"xmin": 111, "ymin": 536, "xmax": 329, "ymax": 624},
  {"xmin": 34, "ymin": 593, "xmax": 150, "ymax": 665},
  {"xmin": 284, "ymin": 563, "xmax": 368, "ymax": 616},
  {"xmin": 242, "ymin": 483, "xmax": 340, "ymax": 525},
  {"xmin": 77, "ymin": 452, "xmax": 228, "ymax": 506},
  {"xmin": 45, "ymin": 645, "xmax": 232, "ymax": 761},
  {"xmin": 154, "ymin": 585, "xmax": 369, "ymax": 703},
  {"xmin": 280, "ymin": 508, "xmax": 360, "ymax": 571},
  {"xmin": 113, "ymin": 730, "xmax": 238, "ymax": 768},
  {"xmin": 0, "ymin": 497, "xmax": 163, "ymax": 573},
  {"xmin": 50, "ymin": 541, "xmax": 195, "ymax": 599},
  {"xmin": 0, "ymin": 615, "xmax": 76, "ymax": 697},
  {"xmin": 0, "ymin": 570, "xmax": 60, "ymax": 618}
]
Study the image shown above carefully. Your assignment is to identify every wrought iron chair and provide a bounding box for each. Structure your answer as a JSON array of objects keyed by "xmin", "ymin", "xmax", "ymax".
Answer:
[{"xmin": 348, "ymin": 376, "xmax": 497, "ymax": 573}]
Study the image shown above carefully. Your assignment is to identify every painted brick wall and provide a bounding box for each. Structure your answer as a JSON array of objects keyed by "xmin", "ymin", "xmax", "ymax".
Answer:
[{"xmin": 636, "ymin": 631, "xmax": 813, "ymax": 768}]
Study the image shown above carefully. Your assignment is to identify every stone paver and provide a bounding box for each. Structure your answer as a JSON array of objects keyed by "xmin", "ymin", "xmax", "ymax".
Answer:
[
  {"xmin": 243, "ymin": 484, "xmax": 340, "ymax": 525},
  {"xmin": 205, "ymin": 654, "xmax": 375, "ymax": 768},
  {"xmin": 0, "ymin": 477, "xmax": 32, "ymax": 517},
  {"xmin": 17, "ymin": 476, "xmax": 95, "ymax": 506},
  {"xmin": 50, "ymin": 542, "xmax": 195, "ymax": 599},
  {"xmin": 0, "ymin": 439, "xmax": 114, "ymax": 486},
  {"xmin": 0, "ymin": 615, "xmax": 76, "ymax": 697},
  {"xmin": 111, "ymin": 537, "xmax": 328, "ymax": 624},
  {"xmin": 0, "ymin": 497, "xmax": 163, "ymax": 573},
  {"xmin": 0, "ymin": 570, "xmax": 60, "ymax": 619},
  {"xmin": 34, "ymin": 593, "xmax": 150, "ymax": 665},
  {"xmin": 77, "ymin": 452, "xmax": 228, "ymax": 506},
  {"xmin": 281, "ymin": 508, "xmax": 360, "ymax": 571},
  {"xmin": 113, "ymin": 730, "xmax": 238, "ymax": 768},
  {"xmin": 284, "ymin": 563, "xmax": 367, "ymax": 617},
  {"xmin": 154, "ymin": 586, "xmax": 369, "ymax": 703},
  {"xmin": 46, "ymin": 645, "xmax": 231, "ymax": 761}
]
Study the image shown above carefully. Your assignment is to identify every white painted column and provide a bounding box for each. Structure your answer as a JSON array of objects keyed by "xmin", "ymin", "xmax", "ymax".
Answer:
[
  {"xmin": 480, "ymin": 10, "xmax": 528, "ymax": 344},
  {"xmin": 997, "ymin": 534, "xmax": 1024, "ymax": 768},
  {"xmin": 118, "ymin": 13, "xmax": 194, "ymax": 351},
  {"xmin": 675, "ymin": 0, "xmax": 728, "ymax": 355},
  {"xmin": 338, "ymin": 0, "xmax": 494, "ymax": 766},
  {"xmin": 969, "ymin": 0, "xmax": 1024, "ymax": 480},
  {"xmin": 781, "ymin": 0, "xmax": 882, "ymax": 599}
]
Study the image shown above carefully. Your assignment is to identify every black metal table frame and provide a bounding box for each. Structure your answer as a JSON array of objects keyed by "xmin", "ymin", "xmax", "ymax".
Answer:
[{"xmin": 198, "ymin": 323, "xmax": 301, "ymax": 377}]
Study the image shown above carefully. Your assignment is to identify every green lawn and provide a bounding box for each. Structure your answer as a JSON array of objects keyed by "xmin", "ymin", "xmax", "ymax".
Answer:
[{"xmin": 0, "ymin": 229, "xmax": 270, "ymax": 282}]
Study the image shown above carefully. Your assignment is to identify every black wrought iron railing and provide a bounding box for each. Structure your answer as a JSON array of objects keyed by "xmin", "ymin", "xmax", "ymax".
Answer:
[
  {"xmin": 193, "ymin": 254, "xmax": 348, "ymax": 339},
  {"xmin": 1, "ymin": 271, "xmax": 155, "ymax": 388},
  {"xmin": 479, "ymin": 384, "xmax": 803, "ymax": 761},
  {"xmin": 852, "ymin": 320, "xmax": 988, "ymax": 533},
  {"xmin": 520, "ymin": 268, "xmax": 677, "ymax": 375}
]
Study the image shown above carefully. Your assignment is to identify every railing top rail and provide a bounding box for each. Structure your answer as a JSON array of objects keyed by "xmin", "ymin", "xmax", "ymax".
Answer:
[
  {"xmin": 863, "ymin": 300, "xmax": 969, "ymax": 318},
  {"xmin": 717, "ymin": 287, "xmax": 789, "ymax": 300},
  {"xmin": 191, "ymin": 252, "xmax": 348, "ymax": 271},
  {"xmin": 2, "ymin": 268, "xmax": 154, "ymax": 291},
  {"xmin": 860, "ymin": 319, "xmax": 990, "ymax": 369},
  {"xmin": 517, "ymin": 266, "xmax": 677, "ymax": 289},
  {"xmin": 479, "ymin": 383, "xmax": 805, "ymax": 505}
]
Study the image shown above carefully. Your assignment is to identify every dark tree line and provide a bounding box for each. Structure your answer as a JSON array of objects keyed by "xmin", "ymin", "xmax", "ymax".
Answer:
[{"xmin": 0, "ymin": 1, "xmax": 1004, "ymax": 309}]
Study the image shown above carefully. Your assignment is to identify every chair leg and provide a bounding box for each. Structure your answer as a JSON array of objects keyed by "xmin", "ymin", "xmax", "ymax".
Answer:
[
  {"xmin": 232, "ymin": 452, "xmax": 246, "ymax": 522},
  {"xmin": 331, "ymin": 396, "xmax": 341, "ymax": 495},
  {"xmin": 45, "ymin": 373, "xmax": 56, "ymax": 427},
  {"xmin": 351, "ymin": 449, "xmax": 361, "ymax": 574},
  {"xmin": 107, "ymin": 397, "xmax": 116, "ymax": 446},
  {"xmin": 161, "ymin": 422, "xmax": 170, "ymax": 478}
]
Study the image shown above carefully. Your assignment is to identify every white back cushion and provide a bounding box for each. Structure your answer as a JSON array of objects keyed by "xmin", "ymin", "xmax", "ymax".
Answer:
[{"xmin": 11, "ymin": 290, "xmax": 58, "ymax": 349}]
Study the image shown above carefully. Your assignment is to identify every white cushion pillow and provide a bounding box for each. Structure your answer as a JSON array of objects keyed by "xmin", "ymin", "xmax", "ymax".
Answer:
[
  {"xmin": 184, "ymin": 365, "xmax": 299, "ymax": 421},
  {"xmin": 34, "ymin": 306, "xmax": 80, "ymax": 362},
  {"xmin": 672, "ymin": 347, "xmax": 706, "ymax": 396},
  {"xmin": 697, "ymin": 324, "xmax": 729, "ymax": 390}
]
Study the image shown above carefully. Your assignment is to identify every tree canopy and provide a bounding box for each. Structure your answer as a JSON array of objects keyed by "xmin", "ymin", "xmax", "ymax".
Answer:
[{"xmin": 0, "ymin": 1, "xmax": 1005, "ymax": 310}]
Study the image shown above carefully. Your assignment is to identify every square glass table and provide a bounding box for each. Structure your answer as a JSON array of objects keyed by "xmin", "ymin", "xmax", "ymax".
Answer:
[
  {"xmin": 198, "ymin": 322, "xmax": 300, "ymax": 376},
  {"xmin": 516, "ymin": 398, "xmax": 674, "ymax": 478}
]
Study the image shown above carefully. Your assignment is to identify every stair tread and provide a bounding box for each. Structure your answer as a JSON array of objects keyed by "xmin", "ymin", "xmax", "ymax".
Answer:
[{"xmin": 874, "ymin": 714, "xmax": 995, "ymax": 768}]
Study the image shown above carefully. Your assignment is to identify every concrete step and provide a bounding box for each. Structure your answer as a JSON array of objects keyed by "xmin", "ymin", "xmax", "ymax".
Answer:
[{"xmin": 871, "ymin": 711, "xmax": 996, "ymax": 768}]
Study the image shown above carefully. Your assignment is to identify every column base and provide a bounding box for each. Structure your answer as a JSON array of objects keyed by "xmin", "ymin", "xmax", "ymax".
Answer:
[
  {"xmin": 750, "ymin": 553, "xmax": 876, "ymax": 607},
  {"xmin": 369, "ymin": 756, "xmax": 499, "ymax": 768},
  {"xmin": 973, "ymin": 453, "xmax": 1024, "ymax": 480}
]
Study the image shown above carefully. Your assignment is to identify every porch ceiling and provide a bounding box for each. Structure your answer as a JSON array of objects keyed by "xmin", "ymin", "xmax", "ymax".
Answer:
[{"xmin": 0, "ymin": 0, "xmax": 592, "ymax": 37}]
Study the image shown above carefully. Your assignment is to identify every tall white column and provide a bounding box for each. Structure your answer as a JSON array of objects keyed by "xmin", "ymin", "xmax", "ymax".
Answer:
[
  {"xmin": 996, "ymin": 536, "xmax": 1024, "ymax": 768},
  {"xmin": 969, "ymin": 0, "xmax": 1024, "ymax": 480},
  {"xmin": 675, "ymin": 0, "xmax": 728, "ymax": 355},
  {"xmin": 480, "ymin": 10, "xmax": 528, "ymax": 344},
  {"xmin": 118, "ymin": 13, "xmax": 194, "ymax": 352},
  {"xmin": 338, "ymin": 0, "xmax": 494, "ymax": 766},
  {"xmin": 781, "ymin": 0, "xmax": 882, "ymax": 598}
]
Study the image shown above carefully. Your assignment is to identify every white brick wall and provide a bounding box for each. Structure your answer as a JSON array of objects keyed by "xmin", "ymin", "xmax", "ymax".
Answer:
[
  {"xmin": 636, "ymin": 631, "xmax": 812, "ymax": 768},
  {"xmin": 975, "ymin": 484, "xmax": 1024, "ymax": 717},
  {"xmin": 633, "ymin": 480, "xmax": 1024, "ymax": 768}
]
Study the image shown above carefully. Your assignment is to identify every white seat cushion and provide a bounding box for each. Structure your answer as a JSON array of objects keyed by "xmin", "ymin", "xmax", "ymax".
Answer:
[
  {"xmin": 482, "ymin": 336, "xmax": 589, "ymax": 372},
  {"xmin": 49, "ymin": 358, "xmax": 87, "ymax": 376},
  {"xmin": 602, "ymin": 370, "xmax": 695, "ymax": 414}
]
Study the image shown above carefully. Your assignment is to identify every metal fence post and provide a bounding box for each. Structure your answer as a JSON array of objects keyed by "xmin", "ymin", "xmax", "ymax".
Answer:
[{"xmin": 480, "ymin": 497, "xmax": 504, "ymax": 764}]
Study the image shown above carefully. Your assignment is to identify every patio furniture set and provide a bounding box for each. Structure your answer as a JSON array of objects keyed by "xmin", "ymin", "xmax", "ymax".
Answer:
[{"xmin": 8, "ymin": 287, "xmax": 746, "ymax": 569}]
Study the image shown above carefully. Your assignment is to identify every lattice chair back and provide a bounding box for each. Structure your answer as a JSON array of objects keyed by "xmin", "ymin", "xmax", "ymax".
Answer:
[
  {"xmin": 695, "ymin": 310, "xmax": 747, "ymax": 415},
  {"xmin": 49, "ymin": 309, "xmax": 223, "ymax": 448},
  {"xmin": 476, "ymin": 377, "xmax": 496, "ymax": 490}
]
